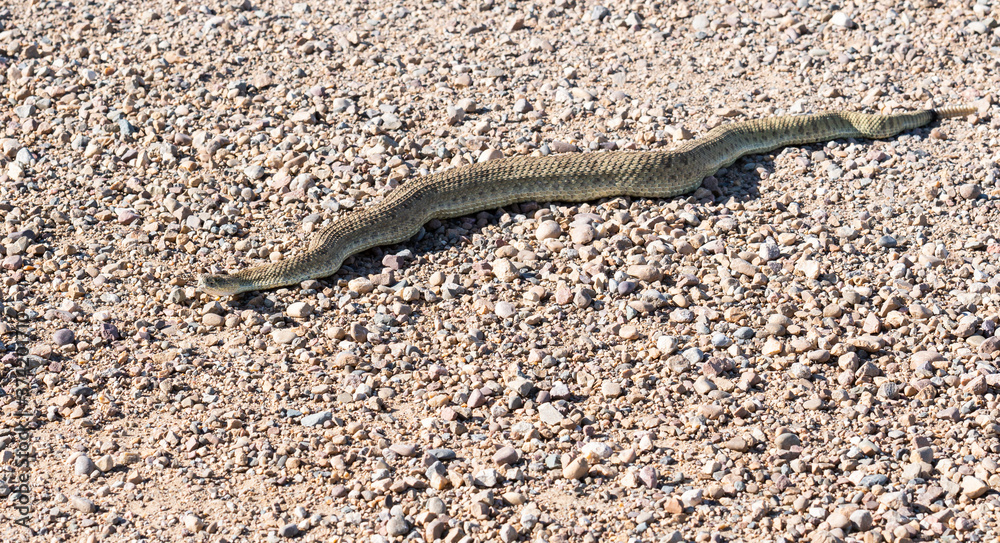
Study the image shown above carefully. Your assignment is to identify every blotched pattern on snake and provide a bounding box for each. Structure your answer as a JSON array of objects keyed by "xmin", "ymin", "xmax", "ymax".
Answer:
[{"xmin": 198, "ymin": 106, "xmax": 973, "ymax": 296}]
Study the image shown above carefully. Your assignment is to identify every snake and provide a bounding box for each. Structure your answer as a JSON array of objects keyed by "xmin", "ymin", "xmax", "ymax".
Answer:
[{"xmin": 198, "ymin": 105, "xmax": 974, "ymax": 296}]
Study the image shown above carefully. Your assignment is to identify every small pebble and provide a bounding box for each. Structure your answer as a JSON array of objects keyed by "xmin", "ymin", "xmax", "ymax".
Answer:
[
  {"xmin": 287, "ymin": 302, "xmax": 314, "ymax": 318},
  {"xmin": 53, "ymin": 329, "xmax": 75, "ymax": 346},
  {"xmin": 386, "ymin": 516, "xmax": 410, "ymax": 536},
  {"xmin": 493, "ymin": 446, "xmax": 519, "ymax": 466},
  {"xmin": 562, "ymin": 457, "xmax": 589, "ymax": 480},
  {"xmin": 278, "ymin": 523, "xmax": 300, "ymax": 538},
  {"xmin": 74, "ymin": 455, "xmax": 96, "ymax": 476}
]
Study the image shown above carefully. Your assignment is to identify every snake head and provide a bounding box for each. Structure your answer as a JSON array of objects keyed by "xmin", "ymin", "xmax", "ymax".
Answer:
[{"xmin": 197, "ymin": 274, "xmax": 243, "ymax": 297}]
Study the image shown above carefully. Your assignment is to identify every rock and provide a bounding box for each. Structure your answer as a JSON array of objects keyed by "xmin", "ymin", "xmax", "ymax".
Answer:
[
  {"xmin": 494, "ymin": 301, "xmax": 516, "ymax": 319},
  {"xmin": 74, "ymin": 454, "xmax": 97, "ymax": 476},
  {"xmin": 446, "ymin": 106, "xmax": 465, "ymax": 125},
  {"xmin": 670, "ymin": 309, "xmax": 695, "ymax": 323},
  {"xmin": 272, "ymin": 328, "xmax": 298, "ymax": 344},
  {"xmin": 724, "ymin": 437, "xmax": 749, "ymax": 452},
  {"xmin": 348, "ymin": 322, "xmax": 370, "ymax": 342},
  {"xmin": 514, "ymin": 98, "xmax": 533, "ymax": 113},
  {"xmin": 457, "ymin": 98, "xmax": 477, "ymax": 113},
  {"xmin": 562, "ymin": 457, "xmax": 589, "ymax": 479},
  {"xmin": 711, "ymin": 333, "xmax": 733, "ymax": 348},
  {"xmin": 70, "ymin": 496, "xmax": 96, "ymax": 513},
  {"xmin": 502, "ymin": 491, "xmax": 527, "ymax": 506},
  {"xmin": 493, "ymin": 446, "xmax": 519, "ymax": 466},
  {"xmin": 937, "ymin": 406, "xmax": 960, "ymax": 422},
  {"xmin": 796, "ymin": 259, "xmax": 821, "ymax": 279},
  {"xmin": 2, "ymin": 255, "xmax": 23, "ymax": 270},
  {"xmin": 876, "ymin": 235, "xmax": 897, "ymax": 248},
  {"xmin": 475, "ymin": 468, "xmax": 499, "ymax": 487},
  {"xmin": 627, "ymin": 264, "xmax": 662, "ymax": 282},
  {"xmin": 506, "ymin": 14, "xmax": 525, "ymax": 32},
  {"xmin": 639, "ymin": 465, "xmax": 658, "ymax": 489},
  {"xmin": 492, "ymin": 259, "xmax": 520, "ymax": 282},
  {"xmin": 1, "ymin": 139, "xmax": 21, "ymax": 158},
  {"xmin": 851, "ymin": 335, "xmax": 885, "ymax": 353},
  {"xmin": 536, "ymin": 220, "xmax": 562, "ymax": 240},
  {"xmin": 202, "ymin": 313, "xmax": 224, "ymax": 328},
  {"xmin": 601, "ymin": 381, "xmax": 623, "ymax": 398},
  {"xmin": 693, "ymin": 376, "xmax": 717, "ymax": 395},
  {"xmin": 278, "ymin": 523, "xmax": 300, "ymax": 537},
  {"xmin": 301, "ymin": 411, "xmax": 332, "ymax": 427},
  {"xmin": 550, "ymin": 382, "xmax": 571, "ymax": 399},
  {"xmin": 657, "ymin": 335, "xmax": 679, "ymax": 353},
  {"xmin": 95, "ymin": 454, "xmax": 115, "ymax": 472},
  {"xmin": 427, "ymin": 448, "xmax": 456, "ymax": 461},
  {"xmin": 830, "ymin": 11, "xmax": 854, "ymax": 28},
  {"xmin": 691, "ymin": 14, "xmax": 710, "ymax": 30},
  {"xmin": 858, "ymin": 474, "xmax": 889, "ymax": 488},
  {"xmin": 729, "ymin": 258, "xmax": 757, "ymax": 277},
  {"xmin": 499, "ymin": 523, "xmax": 519, "ymax": 543},
  {"xmin": 827, "ymin": 512, "xmax": 851, "ymax": 530},
  {"xmin": 967, "ymin": 21, "xmax": 988, "ymax": 34},
  {"xmin": 468, "ymin": 389, "xmax": 486, "ymax": 408},
  {"xmin": 966, "ymin": 375, "xmax": 988, "ymax": 395},
  {"xmin": 788, "ymin": 363, "xmax": 812, "ymax": 380},
  {"xmin": 426, "ymin": 497, "xmax": 448, "ymax": 515},
  {"xmin": 955, "ymin": 517, "xmax": 976, "ymax": 531},
  {"xmin": 960, "ymin": 184, "xmax": 982, "ymax": 199},
  {"xmin": 850, "ymin": 509, "xmax": 874, "ymax": 531},
  {"xmin": 775, "ymin": 433, "xmax": 800, "ymax": 450},
  {"xmin": 911, "ymin": 350, "xmax": 945, "ymax": 368},
  {"xmin": 590, "ymin": 5, "xmax": 610, "ymax": 22},
  {"xmin": 53, "ymin": 328, "xmax": 75, "ymax": 346},
  {"xmin": 962, "ymin": 476, "xmax": 988, "ymax": 499},
  {"xmin": 683, "ymin": 349, "xmax": 704, "ymax": 365},
  {"xmin": 14, "ymin": 104, "xmax": 36, "ymax": 119},
  {"xmin": 479, "ymin": 148, "xmax": 504, "ymax": 162},
  {"xmin": 331, "ymin": 98, "xmax": 355, "ymax": 113},
  {"xmin": 664, "ymin": 497, "xmax": 684, "ymax": 514},
  {"xmin": 681, "ymin": 488, "xmax": 703, "ymax": 507},
  {"xmin": 425, "ymin": 519, "xmax": 447, "ymax": 541},
  {"xmin": 287, "ymin": 302, "xmax": 313, "ymax": 318},
  {"xmin": 549, "ymin": 141, "xmax": 579, "ymax": 153},
  {"xmin": 507, "ymin": 377, "xmax": 534, "ymax": 397},
  {"xmin": 243, "ymin": 164, "xmax": 265, "ymax": 180},
  {"xmin": 570, "ymin": 224, "xmax": 597, "ymax": 244},
  {"xmin": 389, "ymin": 443, "xmax": 418, "ymax": 457},
  {"xmin": 347, "ymin": 277, "xmax": 374, "ymax": 294},
  {"xmin": 858, "ymin": 439, "xmax": 881, "ymax": 456},
  {"xmin": 382, "ymin": 254, "xmax": 407, "ymax": 270},
  {"xmin": 979, "ymin": 337, "xmax": 1000, "ymax": 354},
  {"xmin": 184, "ymin": 513, "xmax": 205, "ymax": 532},
  {"xmin": 537, "ymin": 403, "xmax": 565, "ymax": 425},
  {"xmin": 581, "ymin": 442, "xmax": 614, "ymax": 461},
  {"xmin": 386, "ymin": 515, "xmax": 410, "ymax": 536},
  {"xmin": 902, "ymin": 462, "xmax": 933, "ymax": 480},
  {"xmin": 759, "ymin": 243, "xmax": 780, "ymax": 261},
  {"xmin": 802, "ymin": 397, "xmax": 824, "ymax": 410}
]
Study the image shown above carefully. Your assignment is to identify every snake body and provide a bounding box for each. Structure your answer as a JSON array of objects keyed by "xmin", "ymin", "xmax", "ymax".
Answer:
[{"xmin": 198, "ymin": 106, "xmax": 973, "ymax": 296}]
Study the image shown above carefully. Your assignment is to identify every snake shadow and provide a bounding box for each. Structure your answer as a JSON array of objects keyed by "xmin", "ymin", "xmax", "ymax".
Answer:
[
  {"xmin": 341, "ymin": 169, "xmax": 767, "ymax": 278},
  {"xmin": 334, "ymin": 156, "xmax": 781, "ymax": 282},
  {"xmin": 229, "ymin": 155, "xmax": 775, "ymax": 313}
]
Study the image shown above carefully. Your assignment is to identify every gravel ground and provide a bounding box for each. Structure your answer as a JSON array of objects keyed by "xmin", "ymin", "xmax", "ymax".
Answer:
[{"xmin": 2, "ymin": 0, "xmax": 1000, "ymax": 541}]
